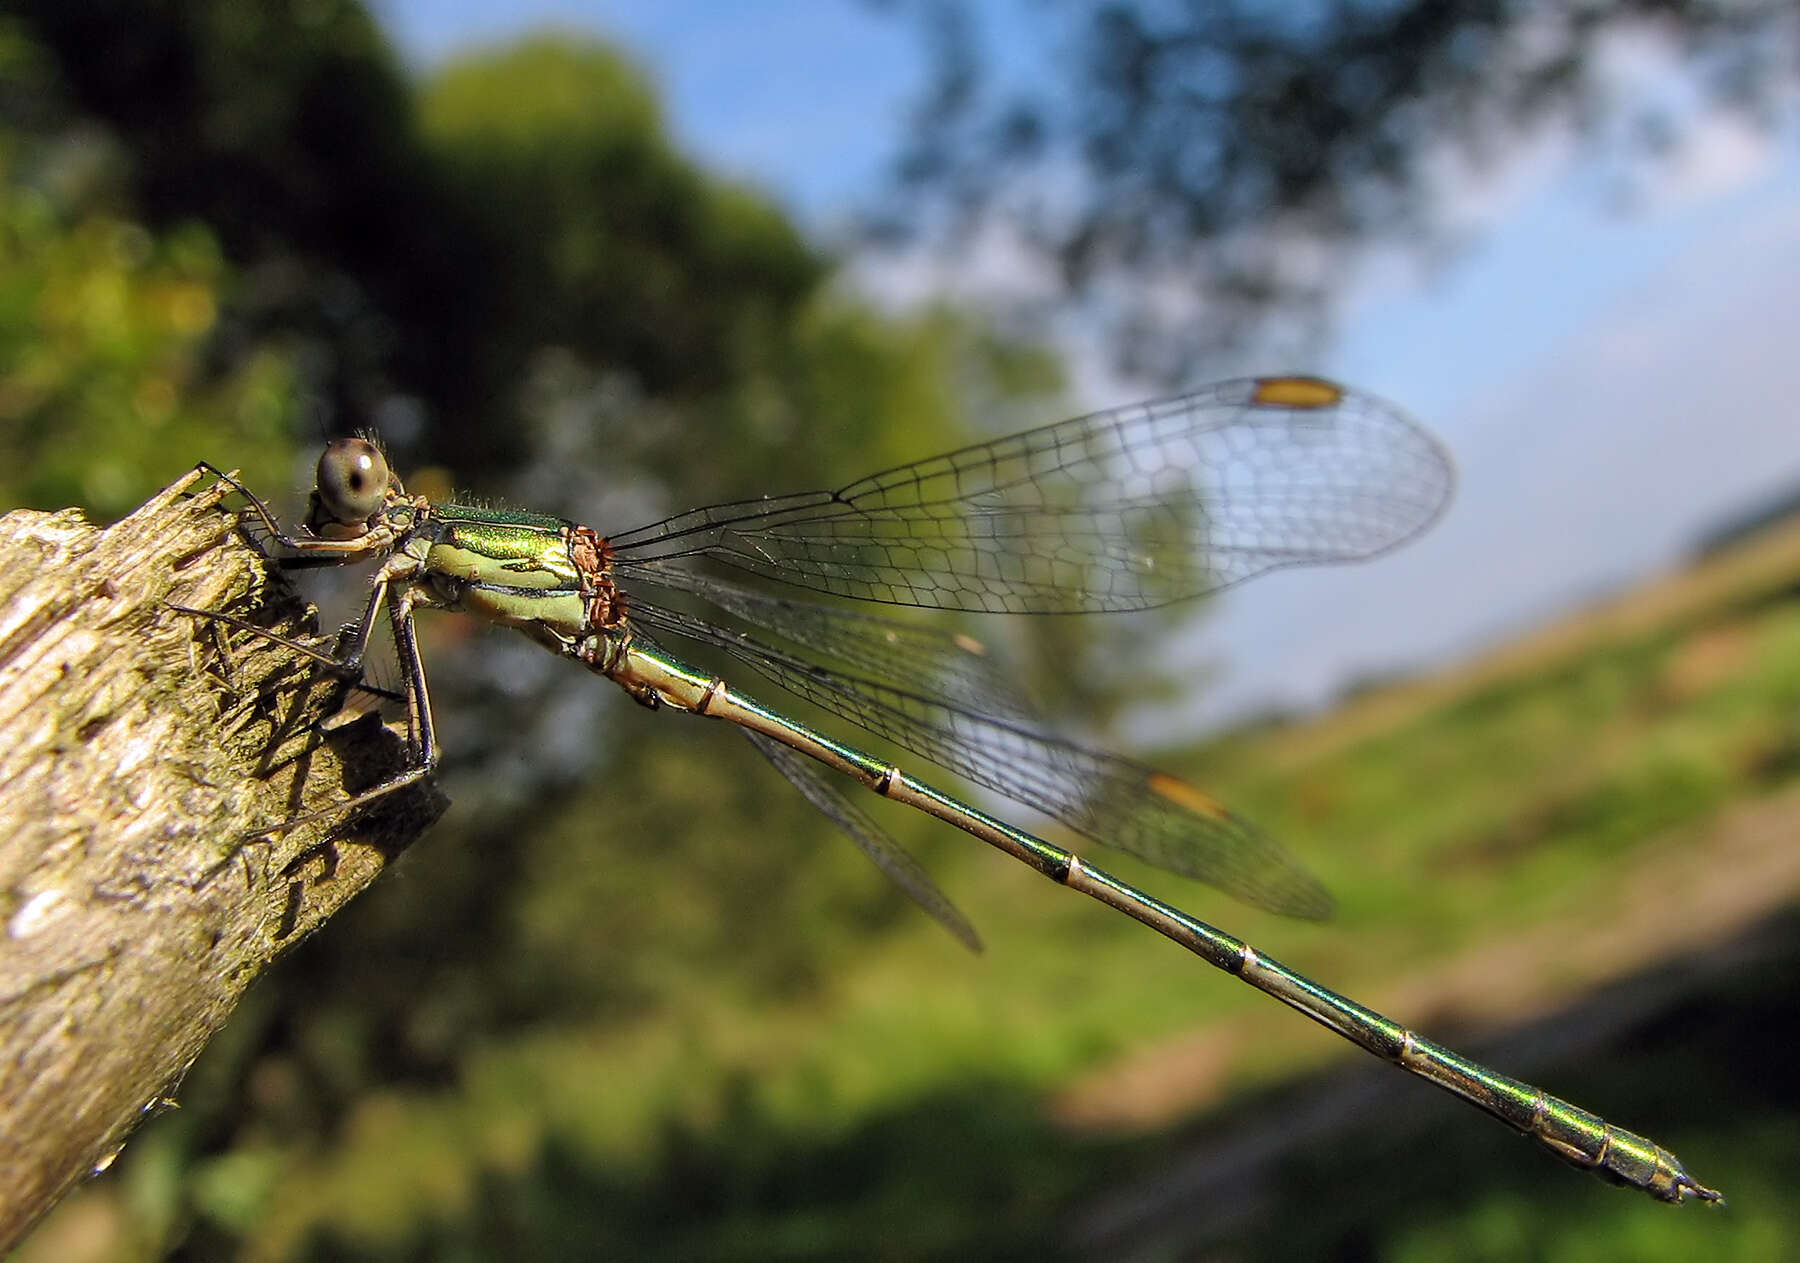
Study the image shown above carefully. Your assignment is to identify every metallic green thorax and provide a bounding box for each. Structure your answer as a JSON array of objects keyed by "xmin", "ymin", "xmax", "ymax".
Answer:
[
  {"xmin": 427, "ymin": 504, "xmax": 583, "ymax": 589},
  {"xmin": 409, "ymin": 503, "xmax": 615, "ymax": 657}
]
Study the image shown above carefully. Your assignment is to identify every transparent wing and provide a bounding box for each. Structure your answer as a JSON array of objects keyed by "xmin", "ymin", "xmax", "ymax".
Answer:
[
  {"xmin": 743, "ymin": 729, "xmax": 982, "ymax": 952},
  {"xmin": 627, "ymin": 562, "xmax": 1038, "ymax": 723},
  {"xmin": 611, "ymin": 377, "xmax": 1452, "ymax": 613},
  {"xmin": 630, "ymin": 598, "xmax": 1331, "ymax": 920}
]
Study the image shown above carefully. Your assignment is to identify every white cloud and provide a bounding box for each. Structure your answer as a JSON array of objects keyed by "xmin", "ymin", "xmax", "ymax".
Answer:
[{"xmin": 1645, "ymin": 111, "xmax": 1779, "ymax": 211}]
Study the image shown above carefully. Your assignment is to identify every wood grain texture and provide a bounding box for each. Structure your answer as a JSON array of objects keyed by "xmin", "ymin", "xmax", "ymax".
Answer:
[{"xmin": 0, "ymin": 471, "xmax": 444, "ymax": 1249}]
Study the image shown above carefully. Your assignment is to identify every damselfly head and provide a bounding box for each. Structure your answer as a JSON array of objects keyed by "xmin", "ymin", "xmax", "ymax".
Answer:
[{"xmin": 307, "ymin": 437, "xmax": 396, "ymax": 538}]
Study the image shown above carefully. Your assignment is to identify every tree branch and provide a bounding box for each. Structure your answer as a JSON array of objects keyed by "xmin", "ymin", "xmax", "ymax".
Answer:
[{"xmin": 0, "ymin": 471, "xmax": 445, "ymax": 1249}]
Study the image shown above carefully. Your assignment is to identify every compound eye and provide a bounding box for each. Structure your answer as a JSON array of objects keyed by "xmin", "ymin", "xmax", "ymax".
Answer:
[{"xmin": 314, "ymin": 438, "xmax": 391, "ymax": 523}]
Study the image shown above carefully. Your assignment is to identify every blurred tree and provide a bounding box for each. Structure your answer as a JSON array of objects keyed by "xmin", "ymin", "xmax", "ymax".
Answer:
[
  {"xmin": 0, "ymin": 17, "xmax": 295, "ymax": 517},
  {"xmin": 420, "ymin": 37, "xmax": 822, "ymax": 467},
  {"xmin": 10, "ymin": 0, "xmax": 484, "ymax": 460},
  {"xmin": 10, "ymin": 5, "xmax": 835, "ymax": 481},
  {"xmin": 871, "ymin": 0, "xmax": 1800, "ymax": 381}
]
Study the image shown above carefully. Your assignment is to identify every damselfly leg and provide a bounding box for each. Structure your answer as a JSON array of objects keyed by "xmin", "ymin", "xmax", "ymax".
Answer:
[{"xmin": 177, "ymin": 459, "xmax": 442, "ymax": 837}]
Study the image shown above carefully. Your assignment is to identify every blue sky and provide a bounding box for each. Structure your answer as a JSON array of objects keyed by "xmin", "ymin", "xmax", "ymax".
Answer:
[
  {"xmin": 377, "ymin": 0, "xmax": 1800, "ymax": 727},
  {"xmin": 379, "ymin": 0, "xmax": 927, "ymax": 217}
]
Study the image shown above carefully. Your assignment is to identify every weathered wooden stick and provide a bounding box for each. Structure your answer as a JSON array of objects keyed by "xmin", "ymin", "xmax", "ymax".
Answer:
[{"xmin": 0, "ymin": 471, "xmax": 444, "ymax": 1249}]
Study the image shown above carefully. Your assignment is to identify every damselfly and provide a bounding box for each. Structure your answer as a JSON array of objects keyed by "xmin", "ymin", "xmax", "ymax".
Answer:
[{"xmin": 186, "ymin": 375, "xmax": 1719, "ymax": 1204}]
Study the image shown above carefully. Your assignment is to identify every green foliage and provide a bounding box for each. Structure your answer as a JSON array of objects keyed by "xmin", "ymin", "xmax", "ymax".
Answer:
[
  {"xmin": 0, "ymin": 25, "xmax": 295, "ymax": 516},
  {"xmin": 0, "ymin": 184, "xmax": 297, "ymax": 516},
  {"xmin": 7, "ymin": 9, "xmax": 827, "ymax": 474},
  {"xmin": 9, "ymin": 0, "xmax": 448, "ymax": 443}
]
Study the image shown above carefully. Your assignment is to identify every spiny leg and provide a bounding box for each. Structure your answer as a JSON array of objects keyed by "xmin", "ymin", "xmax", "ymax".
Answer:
[
  {"xmin": 172, "ymin": 570, "xmax": 394, "ymax": 690},
  {"xmin": 383, "ymin": 583, "xmax": 439, "ymax": 792},
  {"xmin": 248, "ymin": 583, "xmax": 440, "ymax": 837},
  {"xmin": 175, "ymin": 577, "xmax": 440, "ymax": 839}
]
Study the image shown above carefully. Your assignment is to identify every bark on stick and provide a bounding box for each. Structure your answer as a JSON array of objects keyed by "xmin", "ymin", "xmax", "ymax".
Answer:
[{"xmin": 0, "ymin": 471, "xmax": 444, "ymax": 1248}]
